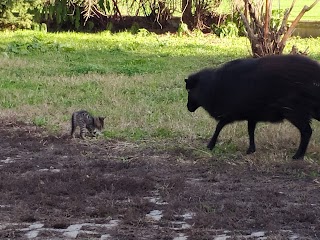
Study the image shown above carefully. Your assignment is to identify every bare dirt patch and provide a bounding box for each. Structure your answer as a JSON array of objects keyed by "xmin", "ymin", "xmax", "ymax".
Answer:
[{"xmin": 1, "ymin": 120, "xmax": 320, "ymax": 239}]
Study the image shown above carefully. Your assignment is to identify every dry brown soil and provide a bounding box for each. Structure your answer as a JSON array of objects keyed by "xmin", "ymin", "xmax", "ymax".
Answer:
[{"xmin": 1, "ymin": 120, "xmax": 320, "ymax": 239}]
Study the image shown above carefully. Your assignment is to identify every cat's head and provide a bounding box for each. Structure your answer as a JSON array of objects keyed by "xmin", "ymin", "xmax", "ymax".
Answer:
[{"xmin": 92, "ymin": 117, "xmax": 105, "ymax": 134}]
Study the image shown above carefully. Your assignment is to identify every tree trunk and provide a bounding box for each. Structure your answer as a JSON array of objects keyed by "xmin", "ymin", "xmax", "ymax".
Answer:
[{"xmin": 182, "ymin": 0, "xmax": 193, "ymax": 27}]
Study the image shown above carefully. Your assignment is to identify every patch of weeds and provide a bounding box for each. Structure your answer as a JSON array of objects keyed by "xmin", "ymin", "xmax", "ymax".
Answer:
[
  {"xmin": 60, "ymin": 98, "xmax": 74, "ymax": 107},
  {"xmin": 308, "ymin": 170, "xmax": 320, "ymax": 178},
  {"xmin": 103, "ymin": 130, "xmax": 120, "ymax": 139},
  {"xmin": 152, "ymin": 127, "xmax": 176, "ymax": 138},
  {"xmin": 71, "ymin": 64, "xmax": 109, "ymax": 74},
  {"xmin": 199, "ymin": 203, "xmax": 216, "ymax": 213},
  {"xmin": 33, "ymin": 116, "xmax": 48, "ymax": 127},
  {"xmin": 103, "ymin": 129, "xmax": 149, "ymax": 141},
  {"xmin": 124, "ymin": 128, "xmax": 149, "ymax": 140},
  {"xmin": 1, "ymin": 96, "xmax": 17, "ymax": 108},
  {"xmin": 79, "ymin": 81, "xmax": 101, "ymax": 92},
  {"xmin": 27, "ymin": 94, "xmax": 45, "ymax": 105},
  {"xmin": 0, "ymin": 79, "xmax": 44, "ymax": 91},
  {"xmin": 6, "ymin": 37, "xmax": 61, "ymax": 55},
  {"xmin": 137, "ymin": 28, "xmax": 151, "ymax": 37},
  {"xmin": 297, "ymin": 170, "xmax": 320, "ymax": 179},
  {"xmin": 59, "ymin": 44, "xmax": 76, "ymax": 52},
  {"xmin": 114, "ymin": 59, "xmax": 150, "ymax": 76},
  {"xmin": 152, "ymin": 88, "xmax": 185, "ymax": 104},
  {"xmin": 62, "ymin": 114, "xmax": 71, "ymax": 122},
  {"xmin": 0, "ymin": 41, "xmax": 6, "ymax": 50},
  {"xmin": 130, "ymin": 22, "xmax": 140, "ymax": 34},
  {"xmin": 191, "ymin": 146, "xmax": 215, "ymax": 159},
  {"xmin": 119, "ymin": 156, "xmax": 135, "ymax": 162},
  {"xmin": 47, "ymin": 124, "xmax": 62, "ymax": 135},
  {"xmin": 103, "ymin": 128, "xmax": 149, "ymax": 141},
  {"xmin": 113, "ymin": 57, "xmax": 165, "ymax": 76},
  {"xmin": 212, "ymin": 139, "xmax": 239, "ymax": 155}
]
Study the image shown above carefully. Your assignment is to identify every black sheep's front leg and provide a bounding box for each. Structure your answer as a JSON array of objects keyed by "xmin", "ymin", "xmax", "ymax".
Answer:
[
  {"xmin": 247, "ymin": 120, "xmax": 257, "ymax": 154},
  {"xmin": 207, "ymin": 119, "xmax": 231, "ymax": 150}
]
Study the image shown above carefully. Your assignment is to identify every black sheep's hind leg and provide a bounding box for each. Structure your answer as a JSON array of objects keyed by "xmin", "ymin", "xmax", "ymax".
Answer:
[
  {"xmin": 287, "ymin": 117, "xmax": 312, "ymax": 160},
  {"xmin": 246, "ymin": 120, "xmax": 257, "ymax": 154},
  {"xmin": 207, "ymin": 119, "xmax": 230, "ymax": 150}
]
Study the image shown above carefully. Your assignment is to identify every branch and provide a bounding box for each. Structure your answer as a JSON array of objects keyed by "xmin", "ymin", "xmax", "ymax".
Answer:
[
  {"xmin": 237, "ymin": 5, "xmax": 255, "ymax": 39},
  {"xmin": 112, "ymin": 0, "xmax": 122, "ymax": 19},
  {"xmin": 181, "ymin": 0, "xmax": 190, "ymax": 23},
  {"xmin": 307, "ymin": 0, "xmax": 320, "ymax": 10},
  {"xmin": 280, "ymin": 0, "xmax": 297, "ymax": 29},
  {"xmin": 264, "ymin": 0, "xmax": 272, "ymax": 40},
  {"xmin": 279, "ymin": 0, "xmax": 320, "ymax": 48},
  {"xmin": 274, "ymin": 0, "xmax": 297, "ymax": 47},
  {"xmin": 247, "ymin": 2, "xmax": 263, "ymax": 31},
  {"xmin": 82, "ymin": 0, "xmax": 109, "ymax": 24},
  {"xmin": 244, "ymin": 0, "xmax": 248, "ymax": 20}
]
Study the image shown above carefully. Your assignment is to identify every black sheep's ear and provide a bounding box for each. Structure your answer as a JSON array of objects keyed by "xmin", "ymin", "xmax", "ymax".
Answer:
[{"xmin": 184, "ymin": 78, "xmax": 188, "ymax": 83}]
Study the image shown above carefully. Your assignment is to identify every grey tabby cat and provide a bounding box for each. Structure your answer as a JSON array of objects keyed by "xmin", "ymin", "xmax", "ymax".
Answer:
[{"xmin": 71, "ymin": 110, "xmax": 105, "ymax": 139}]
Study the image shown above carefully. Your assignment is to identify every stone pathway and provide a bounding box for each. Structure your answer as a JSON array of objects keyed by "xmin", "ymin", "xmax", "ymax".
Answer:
[{"xmin": 1, "ymin": 220, "xmax": 120, "ymax": 239}]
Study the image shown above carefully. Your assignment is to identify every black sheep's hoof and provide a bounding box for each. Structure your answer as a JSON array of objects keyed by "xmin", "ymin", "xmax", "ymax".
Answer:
[
  {"xmin": 292, "ymin": 154, "xmax": 304, "ymax": 160},
  {"xmin": 207, "ymin": 143, "xmax": 214, "ymax": 150},
  {"xmin": 246, "ymin": 148, "xmax": 256, "ymax": 154}
]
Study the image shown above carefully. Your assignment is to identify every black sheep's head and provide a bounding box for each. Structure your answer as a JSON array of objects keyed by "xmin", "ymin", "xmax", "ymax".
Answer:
[{"xmin": 185, "ymin": 75, "xmax": 200, "ymax": 112}]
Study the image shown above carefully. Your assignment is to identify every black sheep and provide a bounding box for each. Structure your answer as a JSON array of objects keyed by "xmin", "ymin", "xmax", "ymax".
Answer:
[{"xmin": 185, "ymin": 55, "xmax": 320, "ymax": 159}]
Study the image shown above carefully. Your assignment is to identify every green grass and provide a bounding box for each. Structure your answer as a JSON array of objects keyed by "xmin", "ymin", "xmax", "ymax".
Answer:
[
  {"xmin": 277, "ymin": 0, "xmax": 320, "ymax": 21},
  {"xmin": 1, "ymin": 30, "xmax": 320, "ymax": 161},
  {"xmin": 0, "ymin": 31, "xmax": 247, "ymax": 137}
]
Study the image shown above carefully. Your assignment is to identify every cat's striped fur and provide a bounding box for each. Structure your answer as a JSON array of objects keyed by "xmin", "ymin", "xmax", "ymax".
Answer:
[{"xmin": 71, "ymin": 110, "xmax": 105, "ymax": 139}]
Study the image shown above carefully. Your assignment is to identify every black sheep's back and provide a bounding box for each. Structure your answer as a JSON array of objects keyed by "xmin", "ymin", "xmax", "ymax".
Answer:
[{"xmin": 202, "ymin": 55, "xmax": 320, "ymax": 122}]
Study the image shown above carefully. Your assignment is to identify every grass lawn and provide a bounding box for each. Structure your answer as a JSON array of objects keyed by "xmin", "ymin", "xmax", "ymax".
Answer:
[
  {"xmin": 276, "ymin": 0, "xmax": 320, "ymax": 21},
  {"xmin": 1, "ymin": 30, "xmax": 320, "ymax": 161}
]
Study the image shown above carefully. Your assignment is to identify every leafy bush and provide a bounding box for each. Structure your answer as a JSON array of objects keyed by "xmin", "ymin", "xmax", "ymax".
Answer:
[
  {"xmin": 212, "ymin": 21, "xmax": 239, "ymax": 37},
  {"xmin": 4, "ymin": 36, "xmax": 63, "ymax": 54},
  {"xmin": 33, "ymin": 116, "xmax": 48, "ymax": 127},
  {"xmin": 0, "ymin": 0, "xmax": 43, "ymax": 29},
  {"xmin": 130, "ymin": 22, "xmax": 140, "ymax": 34},
  {"xmin": 178, "ymin": 23, "xmax": 190, "ymax": 37},
  {"xmin": 211, "ymin": 12, "xmax": 246, "ymax": 38},
  {"xmin": 271, "ymin": 9, "xmax": 285, "ymax": 30}
]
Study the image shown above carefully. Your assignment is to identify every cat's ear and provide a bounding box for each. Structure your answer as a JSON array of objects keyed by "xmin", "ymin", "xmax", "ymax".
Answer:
[{"xmin": 99, "ymin": 117, "xmax": 105, "ymax": 122}]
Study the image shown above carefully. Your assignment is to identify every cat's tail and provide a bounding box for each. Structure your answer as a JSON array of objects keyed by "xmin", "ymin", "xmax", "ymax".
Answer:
[{"xmin": 70, "ymin": 112, "xmax": 76, "ymax": 138}]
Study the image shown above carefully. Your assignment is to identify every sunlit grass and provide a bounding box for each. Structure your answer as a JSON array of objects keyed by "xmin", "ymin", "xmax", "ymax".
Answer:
[{"xmin": 279, "ymin": 0, "xmax": 320, "ymax": 21}]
